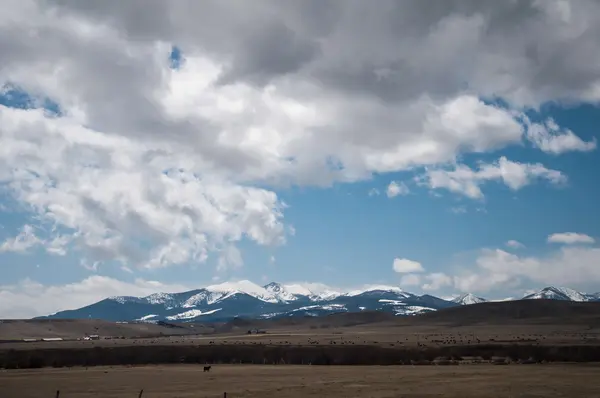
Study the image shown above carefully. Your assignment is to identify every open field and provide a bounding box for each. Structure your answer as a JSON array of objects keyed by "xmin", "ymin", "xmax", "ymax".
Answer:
[
  {"xmin": 3, "ymin": 364, "xmax": 600, "ymax": 398},
  {"xmin": 4, "ymin": 323, "xmax": 600, "ymax": 351},
  {"xmin": 2, "ymin": 300, "xmax": 600, "ymax": 368},
  {"xmin": 0, "ymin": 319, "xmax": 204, "ymax": 341},
  {"xmin": 3, "ymin": 300, "xmax": 600, "ymax": 344}
]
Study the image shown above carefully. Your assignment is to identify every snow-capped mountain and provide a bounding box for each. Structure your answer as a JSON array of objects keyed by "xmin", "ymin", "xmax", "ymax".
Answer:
[
  {"xmin": 522, "ymin": 286, "xmax": 592, "ymax": 302},
  {"xmin": 37, "ymin": 282, "xmax": 600, "ymax": 323},
  {"xmin": 452, "ymin": 293, "xmax": 487, "ymax": 305}
]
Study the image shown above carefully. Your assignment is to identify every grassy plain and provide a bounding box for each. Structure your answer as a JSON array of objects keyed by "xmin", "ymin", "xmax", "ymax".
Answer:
[{"xmin": 2, "ymin": 364, "xmax": 600, "ymax": 398}]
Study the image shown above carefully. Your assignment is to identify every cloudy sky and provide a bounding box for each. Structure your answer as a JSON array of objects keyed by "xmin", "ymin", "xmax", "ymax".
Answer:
[{"xmin": 1, "ymin": 0, "xmax": 600, "ymax": 318}]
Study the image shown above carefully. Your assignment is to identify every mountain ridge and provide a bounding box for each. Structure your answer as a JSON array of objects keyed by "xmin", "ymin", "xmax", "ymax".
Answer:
[{"xmin": 37, "ymin": 281, "xmax": 600, "ymax": 323}]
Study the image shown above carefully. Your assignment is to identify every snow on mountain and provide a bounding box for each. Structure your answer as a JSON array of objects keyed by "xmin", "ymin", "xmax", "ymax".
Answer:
[
  {"xmin": 43, "ymin": 281, "xmax": 600, "ymax": 323},
  {"xmin": 182, "ymin": 290, "xmax": 232, "ymax": 307},
  {"xmin": 292, "ymin": 304, "xmax": 347, "ymax": 312},
  {"xmin": 108, "ymin": 295, "xmax": 146, "ymax": 305},
  {"xmin": 166, "ymin": 308, "xmax": 222, "ymax": 321},
  {"xmin": 204, "ymin": 280, "xmax": 281, "ymax": 303},
  {"xmin": 347, "ymin": 285, "xmax": 412, "ymax": 298},
  {"xmin": 280, "ymin": 282, "xmax": 343, "ymax": 301},
  {"xmin": 589, "ymin": 292, "xmax": 600, "ymax": 301},
  {"xmin": 395, "ymin": 305, "xmax": 435, "ymax": 315},
  {"xmin": 264, "ymin": 282, "xmax": 301, "ymax": 302},
  {"xmin": 452, "ymin": 293, "xmax": 486, "ymax": 305},
  {"xmin": 490, "ymin": 297, "xmax": 516, "ymax": 302},
  {"xmin": 137, "ymin": 314, "xmax": 158, "ymax": 321},
  {"xmin": 144, "ymin": 292, "xmax": 177, "ymax": 305},
  {"xmin": 523, "ymin": 287, "xmax": 589, "ymax": 302}
]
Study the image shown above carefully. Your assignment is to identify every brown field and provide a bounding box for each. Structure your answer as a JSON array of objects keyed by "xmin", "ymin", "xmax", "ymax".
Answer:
[
  {"xmin": 3, "ymin": 300, "xmax": 600, "ymax": 352},
  {"xmin": 3, "ymin": 322, "xmax": 600, "ymax": 351},
  {"xmin": 3, "ymin": 300, "xmax": 600, "ymax": 368},
  {"xmin": 2, "ymin": 363, "xmax": 600, "ymax": 398}
]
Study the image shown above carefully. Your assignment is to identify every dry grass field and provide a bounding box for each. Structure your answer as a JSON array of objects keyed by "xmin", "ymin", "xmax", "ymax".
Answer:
[
  {"xmin": 3, "ymin": 323, "xmax": 600, "ymax": 351},
  {"xmin": 2, "ymin": 364, "xmax": 600, "ymax": 398},
  {"xmin": 2, "ymin": 301, "xmax": 600, "ymax": 396}
]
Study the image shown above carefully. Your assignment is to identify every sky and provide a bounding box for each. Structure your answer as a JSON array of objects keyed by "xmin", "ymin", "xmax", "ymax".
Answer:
[{"xmin": 1, "ymin": 0, "xmax": 600, "ymax": 318}]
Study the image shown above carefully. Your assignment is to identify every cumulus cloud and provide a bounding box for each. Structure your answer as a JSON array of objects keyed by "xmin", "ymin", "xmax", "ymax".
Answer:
[
  {"xmin": 548, "ymin": 232, "xmax": 595, "ymax": 245},
  {"xmin": 1, "ymin": 0, "xmax": 598, "ymax": 273},
  {"xmin": 506, "ymin": 240, "xmax": 525, "ymax": 249},
  {"xmin": 399, "ymin": 273, "xmax": 421, "ymax": 287},
  {"xmin": 0, "ymin": 276, "xmax": 191, "ymax": 319},
  {"xmin": 217, "ymin": 245, "xmax": 244, "ymax": 271},
  {"xmin": 444, "ymin": 244, "xmax": 600, "ymax": 295},
  {"xmin": 393, "ymin": 258, "xmax": 424, "ymax": 273},
  {"xmin": 0, "ymin": 225, "xmax": 42, "ymax": 253},
  {"xmin": 419, "ymin": 156, "xmax": 567, "ymax": 199},
  {"xmin": 421, "ymin": 273, "xmax": 453, "ymax": 291},
  {"xmin": 386, "ymin": 181, "xmax": 410, "ymax": 198},
  {"xmin": 0, "ymin": 225, "xmax": 69, "ymax": 255},
  {"xmin": 523, "ymin": 117, "xmax": 597, "ymax": 154}
]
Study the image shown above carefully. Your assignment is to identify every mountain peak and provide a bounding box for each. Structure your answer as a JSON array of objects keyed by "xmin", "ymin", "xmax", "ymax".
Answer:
[
  {"xmin": 452, "ymin": 293, "xmax": 486, "ymax": 305},
  {"xmin": 523, "ymin": 286, "xmax": 588, "ymax": 302},
  {"xmin": 263, "ymin": 281, "xmax": 283, "ymax": 290}
]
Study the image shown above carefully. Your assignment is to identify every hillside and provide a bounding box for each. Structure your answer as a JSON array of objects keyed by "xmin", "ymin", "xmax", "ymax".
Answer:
[
  {"xmin": 0, "ymin": 319, "xmax": 205, "ymax": 341},
  {"xmin": 410, "ymin": 299, "xmax": 600, "ymax": 326}
]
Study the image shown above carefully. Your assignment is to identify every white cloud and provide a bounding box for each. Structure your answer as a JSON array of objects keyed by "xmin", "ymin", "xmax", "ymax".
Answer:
[
  {"xmin": 421, "ymin": 273, "xmax": 453, "ymax": 291},
  {"xmin": 386, "ymin": 181, "xmax": 410, "ymax": 198},
  {"xmin": 399, "ymin": 273, "xmax": 421, "ymax": 286},
  {"xmin": 506, "ymin": 240, "xmax": 525, "ymax": 249},
  {"xmin": 217, "ymin": 245, "xmax": 244, "ymax": 271},
  {"xmin": 0, "ymin": 106, "xmax": 287, "ymax": 270},
  {"xmin": 0, "ymin": 276, "xmax": 191, "ymax": 319},
  {"xmin": 0, "ymin": 225, "xmax": 71, "ymax": 256},
  {"xmin": 448, "ymin": 245, "xmax": 600, "ymax": 294},
  {"xmin": 419, "ymin": 156, "xmax": 567, "ymax": 199},
  {"xmin": 548, "ymin": 232, "xmax": 595, "ymax": 245},
  {"xmin": 368, "ymin": 188, "xmax": 380, "ymax": 197},
  {"xmin": 393, "ymin": 258, "xmax": 424, "ymax": 274},
  {"xmin": 450, "ymin": 206, "xmax": 467, "ymax": 214},
  {"xmin": 0, "ymin": 225, "xmax": 42, "ymax": 253},
  {"xmin": 523, "ymin": 117, "xmax": 597, "ymax": 154},
  {"xmin": 1, "ymin": 0, "xmax": 599, "ymax": 274}
]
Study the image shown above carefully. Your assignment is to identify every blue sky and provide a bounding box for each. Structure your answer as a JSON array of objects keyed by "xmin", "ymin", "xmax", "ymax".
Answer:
[{"xmin": 1, "ymin": 0, "xmax": 600, "ymax": 318}]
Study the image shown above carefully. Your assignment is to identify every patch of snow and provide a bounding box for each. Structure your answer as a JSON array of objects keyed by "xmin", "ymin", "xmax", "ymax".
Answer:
[
  {"xmin": 281, "ymin": 282, "xmax": 343, "ymax": 301},
  {"xmin": 395, "ymin": 306, "xmax": 435, "ymax": 315},
  {"xmin": 490, "ymin": 297, "xmax": 515, "ymax": 302},
  {"xmin": 379, "ymin": 299, "xmax": 406, "ymax": 305},
  {"xmin": 183, "ymin": 291, "xmax": 233, "ymax": 307},
  {"xmin": 166, "ymin": 308, "xmax": 222, "ymax": 320},
  {"xmin": 205, "ymin": 280, "xmax": 281, "ymax": 303},
  {"xmin": 144, "ymin": 292, "xmax": 175, "ymax": 305},
  {"xmin": 347, "ymin": 285, "xmax": 411, "ymax": 298},
  {"xmin": 263, "ymin": 282, "xmax": 298, "ymax": 302},
  {"xmin": 260, "ymin": 312, "xmax": 283, "ymax": 319},
  {"xmin": 137, "ymin": 314, "xmax": 158, "ymax": 321},
  {"xmin": 108, "ymin": 296, "xmax": 143, "ymax": 304},
  {"xmin": 293, "ymin": 304, "xmax": 347, "ymax": 312}
]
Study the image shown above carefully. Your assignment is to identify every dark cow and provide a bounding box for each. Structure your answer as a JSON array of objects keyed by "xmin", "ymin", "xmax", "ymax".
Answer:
[{"xmin": 203, "ymin": 366, "xmax": 212, "ymax": 372}]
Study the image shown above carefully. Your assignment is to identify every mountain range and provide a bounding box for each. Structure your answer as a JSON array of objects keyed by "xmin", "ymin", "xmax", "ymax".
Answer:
[{"xmin": 37, "ymin": 282, "xmax": 600, "ymax": 323}]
